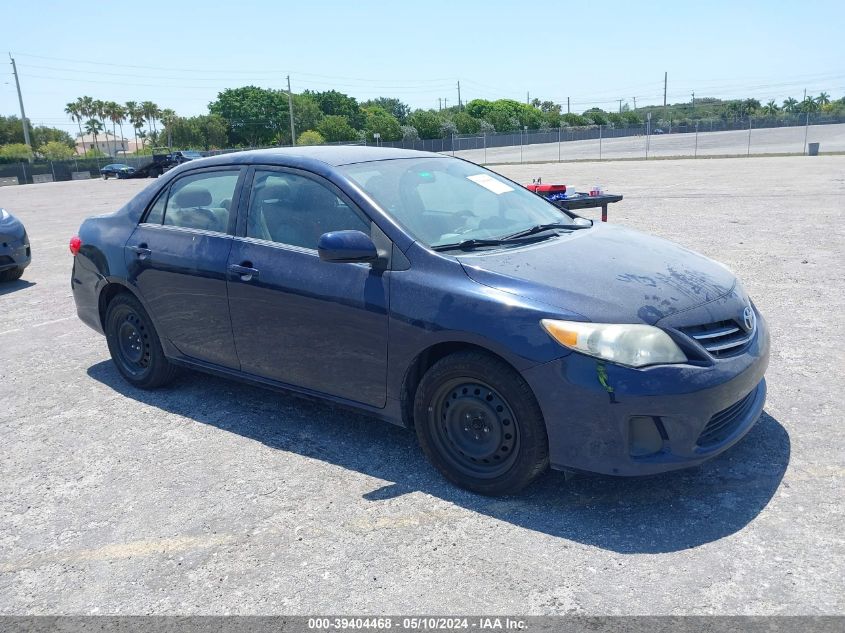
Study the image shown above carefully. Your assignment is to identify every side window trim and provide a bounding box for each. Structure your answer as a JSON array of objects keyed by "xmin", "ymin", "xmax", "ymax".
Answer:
[
  {"xmin": 139, "ymin": 166, "xmax": 246, "ymax": 235},
  {"xmin": 140, "ymin": 186, "xmax": 170, "ymax": 225},
  {"xmin": 237, "ymin": 165, "xmax": 372, "ymax": 244}
]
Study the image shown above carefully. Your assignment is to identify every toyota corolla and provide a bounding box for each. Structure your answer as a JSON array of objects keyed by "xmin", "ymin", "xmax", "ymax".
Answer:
[{"xmin": 70, "ymin": 147, "xmax": 770, "ymax": 495}]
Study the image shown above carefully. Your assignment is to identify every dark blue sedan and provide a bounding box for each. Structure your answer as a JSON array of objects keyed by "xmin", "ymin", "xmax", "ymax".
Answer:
[
  {"xmin": 0, "ymin": 208, "xmax": 31, "ymax": 282},
  {"xmin": 70, "ymin": 147, "xmax": 770, "ymax": 495}
]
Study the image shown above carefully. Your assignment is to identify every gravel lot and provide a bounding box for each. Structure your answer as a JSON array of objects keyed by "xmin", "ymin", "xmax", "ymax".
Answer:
[
  {"xmin": 0, "ymin": 156, "xmax": 843, "ymax": 615},
  {"xmin": 454, "ymin": 122, "xmax": 845, "ymax": 164}
]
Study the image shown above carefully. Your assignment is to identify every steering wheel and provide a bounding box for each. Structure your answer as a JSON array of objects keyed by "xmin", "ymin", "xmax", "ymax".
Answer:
[{"xmin": 184, "ymin": 206, "xmax": 221, "ymax": 231}]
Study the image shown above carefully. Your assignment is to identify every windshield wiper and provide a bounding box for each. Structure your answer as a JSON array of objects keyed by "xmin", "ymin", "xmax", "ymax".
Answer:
[
  {"xmin": 432, "ymin": 232, "xmax": 563, "ymax": 251},
  {"xmin": 503, "ymin": 221, "xmax": 592, "ymax": 240}
]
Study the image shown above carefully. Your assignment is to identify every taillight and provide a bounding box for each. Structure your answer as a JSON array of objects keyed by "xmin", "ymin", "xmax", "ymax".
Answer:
[{"xmin": 69, "ymin": 236, "xmax": 82, "ymax": 256}]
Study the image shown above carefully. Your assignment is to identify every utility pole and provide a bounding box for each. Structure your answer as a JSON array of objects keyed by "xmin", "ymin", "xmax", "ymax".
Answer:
[
  {"xmin": 691, "ymin": 91, "xmax": 695, "ymax": 108},
  {"xmin": 9, "ymin": 55, "xmax": 31, "ymax": 149},
  {"xmin": 444, "ymin": 98, "xmax": 448, "ymax": 110},
  {"xmin": 438, "ymin": 98, "xmax": 442, "ymax": 111},
  {"xmin": 663, "ymin": 71, "xmax": 668, "ymax": 122},
  {"xmin": 286, "ymin": 75, "xmax": 295, "ymax": 146},
  {"xmin": 618, "ymin": 99, "xmax": 623, "ymax": 114},
  {"xmin": 567, "ymin": 97, "xmax": 570, "ymax": 114},
  {"xmin": 457, "ymin": 80, "xmax": 462, "ymax": 110},
  {"xmin": 526, "ymin": 91, "xmax": 530, "ymax": 105},
  {"xmin": 632, "ymin": 96, "xmax": 637, "ymax": 110}
]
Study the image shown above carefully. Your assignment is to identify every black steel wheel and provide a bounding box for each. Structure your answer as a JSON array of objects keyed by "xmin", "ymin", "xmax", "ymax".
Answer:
[
  {"xmin": 105, "ymin": 293, "xmax": 176, "ymax": 389},
  {"xmin": 414, "ymin": 350, "xmax": 549, "ymax": 495},
  {"xmin": 0, "ymin": 267, "xmax": 24, "ymax": 282},
  {"xmin": 429, "ymin": 379, "xmax": 520, "ymax": 479}
]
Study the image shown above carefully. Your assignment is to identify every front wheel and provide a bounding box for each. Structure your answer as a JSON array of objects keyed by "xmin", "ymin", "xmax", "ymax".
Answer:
[
  {"xmin": 105, "ymin": 293, "xmax": 177, "ymax": 389},
  {"xmin": 414, "ymin": 351, "xmax": 549, "ymax": 495},
  {"xmin": 0, "ymin": 267, "xmax": 24, "ymax": 282}
]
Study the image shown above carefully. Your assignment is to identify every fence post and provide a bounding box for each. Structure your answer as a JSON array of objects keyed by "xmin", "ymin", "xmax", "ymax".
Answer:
[
  {"xmin": 803, "ymin": 112, "xmax": 810, "ymax": 155},
  {"xmin": 747, "ymin": 117, "xmax": 752, "ymax": 157},
  {"xmin": 20, "ymin": 161, "xmax": 27, "ymax": 184},
  {"xmin": 599, "ymin": 125, "xmax": 603, "ymax": 160},
  {"xmin": 694, "ymin": 122, "xmax": 699, "ymax": 158},
  {"xmin": 50, "ymin": 160, "xmax": 56, "ymax": 181},
  {"xmin": 557, "ymin": 126, "xmax": 561, "ymax": 162},
  {"xmin": 483, "ymin": 133, "xmax": 487, "ymax": 164}
]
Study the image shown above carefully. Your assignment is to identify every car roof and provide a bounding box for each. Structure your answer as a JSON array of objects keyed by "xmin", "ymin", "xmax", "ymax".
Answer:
[{"xmin": 194, "ymin": 145, "xmax": 444, "ymax": 169}]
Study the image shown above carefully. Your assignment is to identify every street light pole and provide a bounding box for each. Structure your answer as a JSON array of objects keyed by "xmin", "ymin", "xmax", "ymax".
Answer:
[
  {"xmin": 286, "ymin": 75, "xmax": 296, "ymax": 146},
  {"xmin": 9, "ymin": 55, "xmax": 31, "ymax": 149}
]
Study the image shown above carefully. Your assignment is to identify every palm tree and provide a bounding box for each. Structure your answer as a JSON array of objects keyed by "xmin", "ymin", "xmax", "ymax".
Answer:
[
  {"xmin": 90, "ymin": 100, "xmax": 109, "ymax": 154},
  {"xmin": 816, "ymin": 92, "xmax": 831, "ymax": 106},
  {"xmin": 141, "ymin": 101, "xmax": 160, "ymax": 144},
  {"xmin": 800, "ymin": 97, "xmax": 819, "ymax": 113},
  {"xmin": 84, "ymin": 118, "xmax": 104, "ymax": 155},
  {"xmin": 782, "ymin": 97, "xmax": 798, "ymax": 113},
  {"xmin": 159, "ymin": 108, "xmax": 177, "ymax": 149},
  {"xmin": 762, "ymin": 100, "xmax": 780, "ymax": 116},
  {"xmin": 125, "ymin": 101, "xmax": 140, "ymax": 153},
  {"xmin": 65, "ymin": 102, "xmax": 83, "ymax": 154},
  {"xmin": 104, "ymin": 102, "xmax": 125, "ymax": 156}
]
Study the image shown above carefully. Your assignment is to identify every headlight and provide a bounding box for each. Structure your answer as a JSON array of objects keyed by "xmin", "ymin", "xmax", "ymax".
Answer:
[
  {"xmin": 0, "ymin": 208, "xmax": 9, "ymax": 222},
  {"xmin": 541, "ymin": 319, "xmax": 687, "ymax": 367}
]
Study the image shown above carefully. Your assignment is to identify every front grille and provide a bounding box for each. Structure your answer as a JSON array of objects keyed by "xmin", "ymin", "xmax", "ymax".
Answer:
[
  {"xmin": 680, "ymin": 318, "xmax": 753, "ymax": 357},
  {"xmin": 0, "ymin": 255, "xmax": 13, "ymax": 266},
  {"xmin": 697, "ymin": 388, "xmax": 757, "ymax": 447}
]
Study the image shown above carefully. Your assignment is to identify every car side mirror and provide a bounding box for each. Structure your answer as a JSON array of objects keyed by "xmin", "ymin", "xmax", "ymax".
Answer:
[{"xmin": 317, "ymin": 230, "xmax": 379, "ymax": 263}]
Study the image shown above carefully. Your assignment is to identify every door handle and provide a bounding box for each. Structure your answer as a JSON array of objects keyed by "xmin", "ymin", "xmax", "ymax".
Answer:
[
  {"xmin": 228, "ymin": 263, "xmax": 259, "ymax": 281},
  {"xmin": 128, "ymin": 244, "xmax": 151, "ymax": 260}
]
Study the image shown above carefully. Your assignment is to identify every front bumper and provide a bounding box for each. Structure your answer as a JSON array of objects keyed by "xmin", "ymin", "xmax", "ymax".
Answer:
[
  {"xmin": 0, "ymin": 230, "xmax": 31, "ymax": 272},
  {"xmin": 521, "ymin": 312, "xmax": 770, "ymax": 476}
]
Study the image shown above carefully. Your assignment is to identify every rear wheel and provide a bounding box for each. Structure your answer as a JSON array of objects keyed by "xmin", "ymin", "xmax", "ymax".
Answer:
[
  {"xmin": 104, "ymin": 293, "xmax": 176, "ymax": 389},
  {"xmin": 414, "ymin": 351, "xmax": 549, "ymax": 495},
  {"xmin": 0, "ymin": 267, "xmax": 24, "ymax": 282}
]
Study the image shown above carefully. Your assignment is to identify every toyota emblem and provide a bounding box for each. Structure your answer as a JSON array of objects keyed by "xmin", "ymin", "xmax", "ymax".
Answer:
[{"xmin": 743, "ymin": 306, "xmax": 755, "ymax": 331}]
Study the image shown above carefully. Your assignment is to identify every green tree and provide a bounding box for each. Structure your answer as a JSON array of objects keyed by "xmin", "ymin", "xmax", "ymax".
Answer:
[
  {"xmin": 104, "ymin": 101, "xmax": 126, "ymax": 155},
  {"xmin": 583, "ymin": 108, "xmax": 609, "ymax": 126},
  {"xmin": 84, "ymin": 118, "xmax": 103, "ymax": 153},
  {"xmin": 141, "ymin": 101, "xmax": 160, "ymax": 140},
  {"xmin": 292, "ymin": 93, "xmax": 324, "ymax": 136},
  {"xmin": 782, "ymin": 97, "xmax": 798, "ymax": 113},
  {"xmin": 168, "ymin": 114, "xmax": 228, "ymax": 150},
  {"xmin": 125, "ymin": 101, "xmax": 143, "ymax": 152},
  {"xmin": 0, "ymin": 143, "xmax": 33, "ymax": 160},
  {"xmin": 816, "ymin": 92, "xmax": 830, "ymax": 106},
  {"xmin": 30, "ymin": 126, "xmax": 74, "ymax": 149},
  {"xmin": 361, "ymin": 97, "xmax": 410, "ymax": 123},
  {"xmin": 316, "ymin": 115, "xmax": 359, "ymax": 142},
  {"xmin": 306, "ymin": 90, "xmax": 363, "ymax": 128},
  {"xmin": 297, "ymin": 130, "xmax": 326, "ymax": 146},
  {"xmin": 160, "ymin": 108, "xmax": 177, "ymax": 148},
  {"xmin": 762, "ymin": 100, "xmax": 780, "ymax": 116},
  {"xmin": 363, "ymin": 106, "xmax": 401, "ymax": 141},
  {"xmin": 452, "ymin": 111, "xmax": 480, "ymax": 134},
  {"xmin": 209, "ymin": 86, "xmax": 288, "ymax": 146},
  {"xmin": 407, "ymin": 110, "xmax": 443, "ymax": 139},
  {"xmin": 65, "ymin": 101, "xmax": 83, "ymax": 149},
  {"xmin": 38, "ymin": 140, "xmax": 75, "ymax": 160}
]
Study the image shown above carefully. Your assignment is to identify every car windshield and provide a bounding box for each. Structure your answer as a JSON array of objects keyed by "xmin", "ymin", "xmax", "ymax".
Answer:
[
  {"xmin": 340, "ymin": 157, "xmax": 574, "ymax": 248},
  {"xmin": 182, "ymin": 151, "xmax": 202, "ymax": 158}
]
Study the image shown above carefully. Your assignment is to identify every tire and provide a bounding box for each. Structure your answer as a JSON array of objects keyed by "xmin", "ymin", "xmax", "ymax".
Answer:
[
  {"xmin": 102, "ymin": 174, "xmax": 108, "ymax": 180},
  {"xmin": 414, "ymin": 350, "xmax": 549, "ymax": 495},
  {"xmin": 0, "ymin": 267, "xmax": 24, "ymax": 282},
  {"xmin": 104, "ymin": 293, "xmax": 177, "ymax": 389}
]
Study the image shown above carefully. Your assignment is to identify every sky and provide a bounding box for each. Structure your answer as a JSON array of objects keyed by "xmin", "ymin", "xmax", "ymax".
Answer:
[{"xmin": 2, "ymin": 0, "xmax": 844, "ymax": 134}]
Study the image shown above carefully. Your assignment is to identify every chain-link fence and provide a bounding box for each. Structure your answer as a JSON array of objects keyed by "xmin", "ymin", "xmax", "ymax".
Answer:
[{"xmin": 1, "ymin": 114, "xmax": 842, "ymax": 185}]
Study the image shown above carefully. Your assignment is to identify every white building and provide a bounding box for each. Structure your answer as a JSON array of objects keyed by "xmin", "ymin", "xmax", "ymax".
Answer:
[{"xmin": 74, "ymin": 131, "xmax": 128, "ymax": 157}]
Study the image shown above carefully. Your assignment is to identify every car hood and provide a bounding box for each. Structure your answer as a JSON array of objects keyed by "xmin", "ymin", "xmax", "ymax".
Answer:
[{"xmin": 457, "ymin": 223, "xmax": 738, "ymax": 325}]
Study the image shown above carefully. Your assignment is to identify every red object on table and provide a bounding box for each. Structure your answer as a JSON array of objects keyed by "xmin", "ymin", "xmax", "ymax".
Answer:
[{"xmin": 524, "ymin": 183, "xmax": 567, "ymax": 193}]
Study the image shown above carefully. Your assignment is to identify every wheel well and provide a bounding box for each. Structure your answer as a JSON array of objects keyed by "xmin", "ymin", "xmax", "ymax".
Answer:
[
  {"xmin": 98, "ymin": 283, "xmax": 131, "ymax": 329},
  {"xmin": 400, "ymin": 342, "xmax": 521, "ymax": 428}
]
